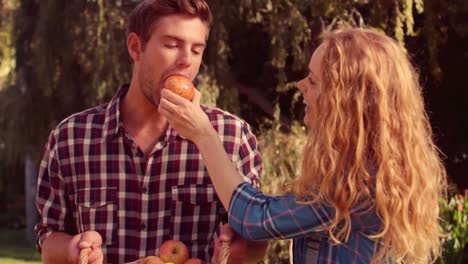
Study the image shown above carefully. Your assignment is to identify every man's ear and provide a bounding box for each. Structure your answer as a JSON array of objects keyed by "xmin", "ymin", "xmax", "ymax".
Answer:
[{"xmin": 127, "ymin": 32, "xmax": 142, "ymax": 62}]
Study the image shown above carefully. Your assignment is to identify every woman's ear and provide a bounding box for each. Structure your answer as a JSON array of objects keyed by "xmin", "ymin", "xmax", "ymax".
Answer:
[{"xmin": 127, "ymin": 32, "xmax": 142, "ymax": 62}]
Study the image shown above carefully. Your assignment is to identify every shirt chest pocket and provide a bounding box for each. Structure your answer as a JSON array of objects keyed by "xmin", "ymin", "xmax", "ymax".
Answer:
[
  {"xmin": 75, "ymin": 187, "xmax": 118, "ymax": 246},
  {"xmin": 170, "ymin": 184, "xmax": 221, "ymax": 245}
]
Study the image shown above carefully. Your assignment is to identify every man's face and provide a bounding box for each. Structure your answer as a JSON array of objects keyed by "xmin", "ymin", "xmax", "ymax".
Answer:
[{"xmin": 135, "ymin": 14, "xmax": 208, "ymax": 106}]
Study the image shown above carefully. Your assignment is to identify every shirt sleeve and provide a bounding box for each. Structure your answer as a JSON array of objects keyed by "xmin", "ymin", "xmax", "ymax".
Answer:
[
  {"xmin": 228, "ymin": 182, "xmax": 335, "ymax": 241},
  {"xmin": 236, "ymin": 121, "xmax": 262, "ymax": 190},
  {"xmin": 35, "ymin": 129, "xmax": 76, "ymax": 252}
]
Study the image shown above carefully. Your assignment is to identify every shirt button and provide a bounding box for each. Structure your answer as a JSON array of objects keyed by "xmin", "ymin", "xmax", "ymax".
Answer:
[
  {"xmin": 142, "ymin": 187, "xmax": 147, "ymax": 193},
  {"xmin": 140, "ymin": 223, "xmax": 146, "ymax": 230}
]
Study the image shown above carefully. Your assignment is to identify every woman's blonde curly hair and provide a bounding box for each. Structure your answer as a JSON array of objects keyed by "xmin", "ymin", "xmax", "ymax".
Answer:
[{"xmin": 288, "ymin": 27, "xmax": 447, "ymax": 263}]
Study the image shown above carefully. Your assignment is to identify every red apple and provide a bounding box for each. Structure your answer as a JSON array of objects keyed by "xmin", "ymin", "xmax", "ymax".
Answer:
[
  {"xmin": 158, "ymin": 240, "xmax": 189, "ymax": 264},
  {"xmin": 164, "ymin": 75, "xmax": 196, "ymax": 101},
  {"xmin": 140, "ymin": 256, "xmax": 165, "ymax": 264},
  {"xmin": 184, "ymin": 258, "xmax": 205, "ymax": 264}
]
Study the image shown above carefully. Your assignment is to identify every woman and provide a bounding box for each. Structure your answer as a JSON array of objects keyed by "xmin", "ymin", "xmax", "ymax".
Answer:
[{"xmin": 159, "ymin": 28, "xmax": 447, "ymax": 263}]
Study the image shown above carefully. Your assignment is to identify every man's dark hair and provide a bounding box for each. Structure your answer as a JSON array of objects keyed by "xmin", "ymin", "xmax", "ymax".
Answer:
[{"xmin": 127, "ymin": 0, "xmax": 212, "ymax": 48}]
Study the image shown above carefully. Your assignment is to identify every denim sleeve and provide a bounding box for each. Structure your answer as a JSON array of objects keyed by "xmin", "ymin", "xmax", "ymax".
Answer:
[{"xmin": 228, "ymin": 182, "xmax": 335, "ymax": 240}]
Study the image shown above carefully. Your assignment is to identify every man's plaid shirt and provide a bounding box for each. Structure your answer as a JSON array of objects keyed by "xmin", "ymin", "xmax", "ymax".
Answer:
[{"xmin": 35, "ymin": 85, "xmax": 262, "ymax": 263}]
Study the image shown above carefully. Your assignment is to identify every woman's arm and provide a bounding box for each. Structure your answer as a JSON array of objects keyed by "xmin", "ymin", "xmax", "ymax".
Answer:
[
  {"xmin": 228, "ymin": 182, "xmax": 335, "ymax": 240},
  {"xmin": 195, "ymin": 126, "xmax": 245, "ymax": 209},
  {"xmin": 159, "ymin": 90, "xmax": 336, "ymax": 241}
]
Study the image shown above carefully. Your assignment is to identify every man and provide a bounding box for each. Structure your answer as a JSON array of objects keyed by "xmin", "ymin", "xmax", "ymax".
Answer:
[{"xmin": 35, "ymin": 0, "xmax": 266, "ymax": 263}]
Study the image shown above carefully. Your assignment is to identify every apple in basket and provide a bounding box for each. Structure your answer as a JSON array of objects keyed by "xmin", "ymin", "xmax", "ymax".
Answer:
[
  {"xmin": 158, "ymin": 239, "xmax": 189, "ymax": 264},
  {"xmin": 184, "ymin": 258, "xmax": 205, "ymax": 264},
  {"xmin": 163, "ymin": 75, "xmax": 196, "ymax": 101},
  {"xmin": 139, "ymin": 256, "xmax": 165, "ymax": 264}
]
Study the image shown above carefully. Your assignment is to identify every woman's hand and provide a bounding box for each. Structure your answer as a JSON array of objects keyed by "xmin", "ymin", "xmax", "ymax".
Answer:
[{"xmin": 158, "ymin": 89, "xmax": 215, "ymax": 144}]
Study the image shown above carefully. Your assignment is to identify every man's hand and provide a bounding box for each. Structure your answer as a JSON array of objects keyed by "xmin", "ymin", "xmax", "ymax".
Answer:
[
  {"xmin": 42, "ymin": 231, "xmax": 104, "ymax": 264},
  {"xmin": 67, "ymin": 231, "xmax": 103, "ymax": 264},
  {"xmin": 212, "ymin": 224, "xmax": 267, "ymax": 264}
]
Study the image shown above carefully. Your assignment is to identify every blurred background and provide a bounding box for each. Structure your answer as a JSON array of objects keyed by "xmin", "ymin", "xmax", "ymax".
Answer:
[{"xmin": 0, "ymin": 0, "xmax": 466, "ymax": 263}]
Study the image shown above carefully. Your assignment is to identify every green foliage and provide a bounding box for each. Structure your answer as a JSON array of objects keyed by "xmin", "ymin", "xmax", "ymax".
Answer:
[
  {"xmin": 258, "ymin": 119, "xmax": 306, "ymax": 196},
  {"xmin": 438, "ymin": 191, "xmax": 468, "ymax": 264},
  {"xmin": 0, "ymin": 259, "xmax": 40, "ymax": 264},
  {"xmin": 0, "ymin": 229, "xmax": 41, "ymax": 262},
  {"xmin": 1, "ymin": 0, "xmax": 445, "ymax": 161},
  {"xmin": 196, "ymin": 70, "xmax": 219, "ymax": 107},
  {"xmin": 204, "ymin": 0, "xmax": 239, "ymax": 114},
  {"xmin": 0, "ymin": 0, "xmax": 16, "ymax": 92}
]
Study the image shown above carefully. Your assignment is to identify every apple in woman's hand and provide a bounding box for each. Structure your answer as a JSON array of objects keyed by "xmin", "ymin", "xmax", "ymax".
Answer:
[{"xmin": 164, "ymin": 75, "xmax": 195, "ymax": 101}]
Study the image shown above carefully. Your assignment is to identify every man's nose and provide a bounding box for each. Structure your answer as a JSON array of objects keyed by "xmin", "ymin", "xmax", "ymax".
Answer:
[{"xmin": 176, "ymin": 48, "xmax": 192, "ymax": 68}]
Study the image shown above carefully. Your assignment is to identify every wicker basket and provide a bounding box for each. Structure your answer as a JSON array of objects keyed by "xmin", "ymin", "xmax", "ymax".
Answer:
[{"xmin": 79, "ymin": 241, "xmax": 230, "ymax": 264}]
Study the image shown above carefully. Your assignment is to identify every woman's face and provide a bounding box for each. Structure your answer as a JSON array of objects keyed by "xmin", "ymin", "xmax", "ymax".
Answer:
[{"xmin": 297, "ymin": 44, "xmax": 325, "ymax": 127}]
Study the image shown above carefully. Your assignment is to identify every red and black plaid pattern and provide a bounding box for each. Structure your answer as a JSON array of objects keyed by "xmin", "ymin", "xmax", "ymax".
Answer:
[{"xmin": 35, "ymin": 85, "xmax": 262, "ymax": 263}]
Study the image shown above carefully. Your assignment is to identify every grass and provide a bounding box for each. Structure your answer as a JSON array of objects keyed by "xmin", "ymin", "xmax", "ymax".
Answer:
[
  {"xmin": 0, "ymin": 228, "xmax": 41, "ymax": 264},
  {"xmin": 0, "ymin": 258, "xmax": 41, "ymax": 264}
]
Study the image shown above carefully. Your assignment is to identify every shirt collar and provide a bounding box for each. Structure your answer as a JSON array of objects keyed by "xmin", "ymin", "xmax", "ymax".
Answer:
[
  {"xmin": 103, "ymin": 84, "xmax": 129, "ymax": 141},
  {"xmin": 102, "ymin": 84, "xmax": 185, "ymax": 143}
]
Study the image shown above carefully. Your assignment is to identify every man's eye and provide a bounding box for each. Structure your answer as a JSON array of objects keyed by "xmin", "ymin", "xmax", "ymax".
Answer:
[
  {"xmin": 164, "ymin": 43, "xmax": 177, "ymax": 48},
  {"xmin": 192, "ymin": 50, "xmax": 201, "ymax": 55}
]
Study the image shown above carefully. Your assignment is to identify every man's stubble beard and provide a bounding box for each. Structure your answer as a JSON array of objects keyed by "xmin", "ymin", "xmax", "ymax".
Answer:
[{"xmin": 139, "ymin": 70, "xmax": 161, "ymax": 107}]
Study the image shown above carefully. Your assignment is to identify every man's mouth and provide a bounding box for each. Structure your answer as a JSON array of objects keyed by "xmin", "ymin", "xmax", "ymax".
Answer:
[{"xmin": 164, "ymin": 72, "xmax": 189, "ymax": 80}]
